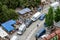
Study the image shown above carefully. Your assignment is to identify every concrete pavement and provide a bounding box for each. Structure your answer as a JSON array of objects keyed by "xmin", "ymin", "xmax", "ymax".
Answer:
[
  {"xmin": 26, "ymin": 20, "xmax": 45, "ymax": 40},
  {"xmin": 18, "ymin": 20, "xmax": 44, "ymax": 40}
]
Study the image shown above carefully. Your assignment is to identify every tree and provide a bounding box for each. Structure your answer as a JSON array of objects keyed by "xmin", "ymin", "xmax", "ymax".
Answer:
[
  {"xmin": 0, "ymin": 5, "xmax": 19, "ymax": 23},
  {"xmin": 55, "ymin": 6, "xmax": 60, "ymax": 22},
  {"xmin": 45, "ymin": 7, "xmax": 54, "ymax": 28},
  {"xmin": 8, "ymin": 9, "xmax": 19, "ymax": 20},
  {"xmin": 18, "ymin": 0, "xmax": 41, "ymax": 8},
  {"xmin": 8, "ymin": 0, "xmax": 18, "ymax": 9},
  {"xmin": 1, "ymin": 5, "xmax": 9, "ymax": 22},
  {"xmin": 0, "ymin": 2, "xmax": 2, "ymax": 12},
  {"xmin": 45, "ymin": 14, "xmax": 49, "ymax": 26},
  {"xmin": 0, "ymin": 0, "xmax": 41, "ymax": 9}
]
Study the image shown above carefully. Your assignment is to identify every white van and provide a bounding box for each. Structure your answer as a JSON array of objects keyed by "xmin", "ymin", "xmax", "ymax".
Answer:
[
  {"xmin": 31, "ymin": 12, "xmax": 41, "ymax": 21},
  {"xmin": 10, "ymin": 36, "xmax": 18, "ymax": 40},
  {"xmin": 17, "ymin": 23, "xmax": 26, "ymax": 35},
  {"xmin": 50, "ymin": 2, "xmax": 59, "ymax": 9}
]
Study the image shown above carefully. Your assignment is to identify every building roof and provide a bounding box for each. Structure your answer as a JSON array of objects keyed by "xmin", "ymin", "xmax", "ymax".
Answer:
[
  {"xmin": 18, "ymin": 8, "xmax": 31, "ymax": 14},
  {"xmin": 54, "ymin": 21, "xmax": 60, "ymax": 27},
  {"xmin": 1, "ymin": 20, "xmax": 16, "ymax": 32},
  {"xmin": 0, "ymin": 27, "xmax": 8, "ymax": 38}
]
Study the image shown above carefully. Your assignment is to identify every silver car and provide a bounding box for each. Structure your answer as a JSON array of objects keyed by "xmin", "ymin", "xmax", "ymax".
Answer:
[{"xmin": 24, "ymin": 18, "xmax": 33, "ymax": 28}]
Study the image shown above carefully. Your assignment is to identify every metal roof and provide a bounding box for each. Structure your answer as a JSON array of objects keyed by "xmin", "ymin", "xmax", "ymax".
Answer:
[
  {"xmin": 18, "ymin": 8, "xmax": 31, "ymax": 14},
  {"xmin": 0, "ymin": 27, "xmax": 8, "ymax": 38},
  {"xmin": 1, "ymin": 20, "xmax": 16, "ymax": 32}
]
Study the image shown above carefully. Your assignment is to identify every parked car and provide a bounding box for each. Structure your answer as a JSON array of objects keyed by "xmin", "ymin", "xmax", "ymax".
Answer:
[
  {"xmin": 31, "ymin": 12, "xmax": 41, "ymax": 21},
  {"xmin": 39, "ymin": 13, "xmax": 46, "ymax": 20},
  {"xmin": 17, "ymin": 23, "xmax": 26, "ymax": 35},
  {"xmin": 24, "ymin": 18, "xmax": 33, "ymax": 28},
  {"xmin": 35, "ymin": 28, "xmax": 46, "ymax": 38}
]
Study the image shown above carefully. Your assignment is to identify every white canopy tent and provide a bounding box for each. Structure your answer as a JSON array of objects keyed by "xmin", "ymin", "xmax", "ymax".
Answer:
[
  {"xmin": 18, "ymin": 8, "xmax": 31, "ymax": 15},
  {"xmin": 0, "ymin": 27, "xmax": 8, "ymax": 38}
]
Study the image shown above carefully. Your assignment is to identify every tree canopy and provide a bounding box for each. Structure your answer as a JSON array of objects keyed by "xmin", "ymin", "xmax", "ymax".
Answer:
[
  {"xmin": 45, "ymin": 6, "xmax": 60, "ymax": 28},
  {"xmin": 0, "ymin": 0, "xmax": 41, "ymax": 9},
  {"xmin": 0, "ymin": 5, "xmax": 19, "ymax": 23},
  {"xmin": 45, "ymin": 7, "xmax": 54, "ymax": 28},
  {"xmin": 55, "ymin": 6, "xmax": 60, "ymax": 22},
  {"xmin": 0, "ymin": 0, "xmax": 41, "ymax": 23}
]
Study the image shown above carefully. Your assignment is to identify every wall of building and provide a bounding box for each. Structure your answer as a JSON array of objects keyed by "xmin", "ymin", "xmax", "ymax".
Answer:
[{"xmin": 41, "ymin": 29, "xmax": 60, "ymax": 40}]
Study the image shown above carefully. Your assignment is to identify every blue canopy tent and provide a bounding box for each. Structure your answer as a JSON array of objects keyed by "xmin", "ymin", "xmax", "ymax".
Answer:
[
  {"xmin": 18, "ymin": 8, "xmax": 31, "ymax": 14},
  {"xmin": 1, "ymin": 20, "xmax": 16, "ymax": 32},
  {"xmin": 3, "ymin": 20, "xmax": 16, "ymax": 25}
]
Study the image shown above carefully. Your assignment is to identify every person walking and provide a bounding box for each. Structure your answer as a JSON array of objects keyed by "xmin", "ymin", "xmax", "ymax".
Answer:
[{"xmin": 37, "ymin": 23, "xmax": 40, "ymax": 27}]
